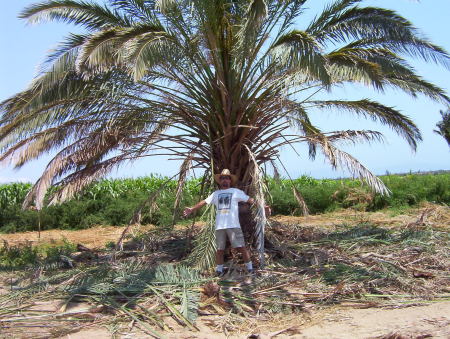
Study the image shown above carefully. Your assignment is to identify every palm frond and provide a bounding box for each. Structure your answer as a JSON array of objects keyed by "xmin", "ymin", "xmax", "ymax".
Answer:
[
  {"xmin": 307, "ymin": 0, "xmax": 362, "ymax": 34},
  {"xmin": 186, "ymin": 204, "xmax": 216, "ymax": 271},
  {"xmin": 324, "ymin": 129, "xmax": 384, "ymax": 144},
  {"xmin": 292, "ymin": 185, "xmax": 309, "ymax": 216},
  {"xmin": 110, "ymin": 0, "xmax": 156, "ymax": 22},
  {"xmin": 20, "ymin": 0, "xmax": 131, "ymax": 29},
  {"xmin": 234, "ymin": 0, "xmax": 268, "ymax": 58},
  {"xmin": 75, "ymin": 28, "xmax": 122, "ymax": 72},
  {"xmin": 346, "ymin": 37, "xmax": 450, "ymax": 70},
  {"xmin": 245, "ymin": 145, "xmax": 268, "ymax": 266},
  {"xmin": 122, "ymin": 31, "xmax": 177, "ymax": 80},
  {"xmin": 309, "ymin": 99, "xmax": 421, "ymax": 150},
  {"xmin": 180, "ymin": 282, "xmax": 199, "ymax": 323},
  {"xmin": 383, "ymin": 74, "xmax": 450, "ymax": 105},
  {"xmin": 315, "ymin": 139, "xmax": 390, "ymax": 195},
  {"xmin": 172, "ymin": 153, "xmax": 193, "ymax": 225},
  {"xmin": 271, "ymin": 29, "xmax": 330, "ymax": 84}
]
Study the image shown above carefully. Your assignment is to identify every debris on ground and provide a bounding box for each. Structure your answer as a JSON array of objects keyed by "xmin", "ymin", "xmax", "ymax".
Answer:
[{"xmin": 0, "ymin": 204, "xmax": 448, "ymax": 338}]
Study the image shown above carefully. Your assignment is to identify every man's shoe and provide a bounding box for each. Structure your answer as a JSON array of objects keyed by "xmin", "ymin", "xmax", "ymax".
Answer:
[
  {"xmin": 215, "ymin": 270, "xmax": 225, "ymax": 277},
  {"xmin": 247, "ymin": 269, "xmax": 255, "ymax": 275}
]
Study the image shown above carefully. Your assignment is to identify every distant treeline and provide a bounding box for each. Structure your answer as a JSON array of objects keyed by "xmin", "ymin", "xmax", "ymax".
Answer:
[{"xmin": 0, "ymin": 173, "xmax": 448, "ymax": 233}]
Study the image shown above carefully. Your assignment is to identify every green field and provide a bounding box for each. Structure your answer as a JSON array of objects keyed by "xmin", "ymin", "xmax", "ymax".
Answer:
[{"xmin": 1, "ymin": 172, "xmax": 449, "ymax": 233}]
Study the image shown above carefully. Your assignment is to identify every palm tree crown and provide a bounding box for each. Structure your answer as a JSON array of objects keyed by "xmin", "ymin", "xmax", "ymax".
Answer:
[
  {"xmin": 434, "ymin": 109, "xmax": 450, "ymax": 146},
  {"xmin": 1, "ymin": 0, "xmax": 450, "ymax": 210}
]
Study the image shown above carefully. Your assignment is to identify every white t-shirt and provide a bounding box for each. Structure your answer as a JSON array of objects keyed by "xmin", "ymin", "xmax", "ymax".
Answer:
[{"xmin": 205, "ymin": 188, "xmax": 250, "ymax": 230}]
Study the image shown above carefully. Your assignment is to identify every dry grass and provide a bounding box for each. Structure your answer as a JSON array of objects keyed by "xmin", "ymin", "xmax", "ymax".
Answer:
[
  {"xmin": 271, "ymin": 201, "xmax": 450, "ymax": 230},
  {"xmin": 0, "ymin": 224, "xmax": 156, "ymax": 249}
]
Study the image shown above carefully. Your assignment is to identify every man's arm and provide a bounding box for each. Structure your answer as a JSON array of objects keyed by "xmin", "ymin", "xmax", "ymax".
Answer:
[
  {"xmin": 183, "ymin": 200, "xmax": 207, "ymax": 217},
  {"xmin": 246, "ymin": 197, "xmax": 271, "ymax": 216}
]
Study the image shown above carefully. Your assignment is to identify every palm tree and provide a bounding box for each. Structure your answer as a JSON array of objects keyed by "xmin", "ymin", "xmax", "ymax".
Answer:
[
  {"xmin": 1, "ymin": 0, "xmax": 449, "ymax": 266},
  {"xmin": 434, "ymin": 109, "xmax": 450, "ymax": 146}
]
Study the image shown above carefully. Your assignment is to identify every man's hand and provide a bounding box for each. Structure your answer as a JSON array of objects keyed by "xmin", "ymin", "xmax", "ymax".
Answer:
[
  {"xmin": 183, "ymin": 200, "xmax": 206, "ymax": 218},
  {"xmin": 248, "ymin": 198, "xmax": 271, "ymax": 217},
  {"xmin": 183, "ymin": 207, "xmax": 193, "ymax": 218}
]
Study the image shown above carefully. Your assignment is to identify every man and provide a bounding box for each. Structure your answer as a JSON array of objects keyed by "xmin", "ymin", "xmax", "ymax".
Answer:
[{"xmin": 183, "ymin": 169, "xmax": 269, "ymax": 276}]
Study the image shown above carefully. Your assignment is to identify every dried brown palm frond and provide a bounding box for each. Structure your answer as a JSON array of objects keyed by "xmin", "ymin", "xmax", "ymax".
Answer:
[
  {"xmin": 270, "ymin": 160, "xmax": 281, "ymax": 181},
  {"xmin": 292, "ymin": 186, "xmax": 310, "ymax": 216},
  {"xmin": 245, "ymin": 145, "xmax": 269, "ymax": 266},
  {"xmin": 172, "ymin": 153, "xmax": 194, "ymax": 225},
  {"xmin": 314, "ymin": 138, "xmax": 390, "ymax": 195}
]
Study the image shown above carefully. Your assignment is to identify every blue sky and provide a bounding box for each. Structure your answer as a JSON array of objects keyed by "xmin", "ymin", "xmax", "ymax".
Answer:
[{"xmin": 1, "ymin": 0, "xmax": 449, "ymax": 184}]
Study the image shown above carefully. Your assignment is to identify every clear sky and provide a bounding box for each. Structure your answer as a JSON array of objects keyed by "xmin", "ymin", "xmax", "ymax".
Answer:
[{"xmin": 1, "ymin": 0, "xmax": 449, "ymax": 184}]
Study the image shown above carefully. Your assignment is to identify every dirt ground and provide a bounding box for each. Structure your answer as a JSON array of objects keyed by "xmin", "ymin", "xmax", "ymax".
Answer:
[
  {"xmin": 0, "ymin": 224, "xmax": 153, "ymax": 249},
  {"xmin": 297, "ymin": 301, "xmax": 450, "ymax": 339},
  {"xmin": 4, "ymin": 300, "xmax": 447, "ymax": 339},
  {"xmin": 1, "ymin": 204, "xmax": 449, "ymax": 339}
]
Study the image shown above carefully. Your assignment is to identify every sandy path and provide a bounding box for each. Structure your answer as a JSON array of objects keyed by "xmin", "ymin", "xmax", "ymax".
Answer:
[{"xmin": 297, "ymin": 301, "xmax": 450, "ymax": 339}]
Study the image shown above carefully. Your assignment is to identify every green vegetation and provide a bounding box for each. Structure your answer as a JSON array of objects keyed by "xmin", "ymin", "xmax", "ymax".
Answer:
[
  {"xmin": 0, "ymin": 240, "xmax": 76, "ymax": 270},
  {"xmin": 0, "ymin": 172, "xmax": 448, "ymax": 233}
]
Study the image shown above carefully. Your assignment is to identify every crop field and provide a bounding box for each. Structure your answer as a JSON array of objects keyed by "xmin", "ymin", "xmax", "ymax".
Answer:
[{"xmin": 1, "ymin": 172, "xmax": 449, "ymax": 233}]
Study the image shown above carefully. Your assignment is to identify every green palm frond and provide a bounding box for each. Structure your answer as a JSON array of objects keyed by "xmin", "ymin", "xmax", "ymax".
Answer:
[
  {"xmin": 124, "ymin": 31, "xmax": 178, "ymax": 80},
  {"xmin": 309, "ymin": 99, "xmax": 421, "ymax": 150},
  {"xmin": 313, "ymin": 7, "xmax": 416, "ymax": 43},
  {"xmin": 75, "ymin": 28, "xmax": 122, "ymax": 72},
  {"xmin": 186, "ymin": 204, "xmax": 216, "ymax": 271},
  {"xmin": 326, "ymin": 52, "xmax": 383, "ymax": 88},
  {"xmin": 180, "ymin": 282, "xmax": 199, "ymax": 323},
  {"xmin": 154, "ymin": 264, "xmax": 203, "ymax": 286},
  {"xmin": 20, "ymin": 0, "xmax": 131, "ymax": 29},
  {"xmin": 234, "ymin": 0, "xmax": 268, "ymax": 57},
  {"xmin": 347, "ymin": 37, "xmax": 450, "ymax": 69},
  {"xmin": 37, "ymin": 33, "xmax": 88, "ymax": 84},
  {"xmin": 383, "ymin": 74, "xmax": 450, "ymax": 105},
  {"xmin": 271, "ymin": 29, "xmax": 330, "ymax": 84},
  {"xmin": 307, "ymin": 0, "xmax": 362, "ymax": 34},
  {"xmin": 434, "ymin": 109, "xmax": 450, "ymax": 146},
  {"xmin": 110, "ymin": 0, "xmax": 156, "ymax": 22}
]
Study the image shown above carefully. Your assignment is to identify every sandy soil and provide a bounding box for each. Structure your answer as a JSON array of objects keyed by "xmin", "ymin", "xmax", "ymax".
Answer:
[
  {"xmin": 53, "ymin": 301, "xmax": 450, "ymax": 338},
  {"xmin": 297, "ymin": 302, "xmax": 450, "ymax": 339}
]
